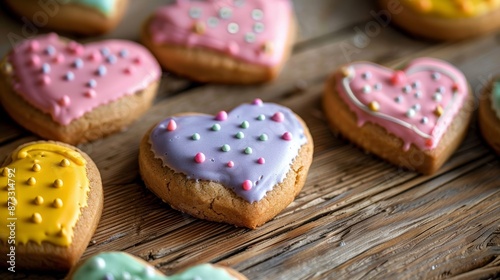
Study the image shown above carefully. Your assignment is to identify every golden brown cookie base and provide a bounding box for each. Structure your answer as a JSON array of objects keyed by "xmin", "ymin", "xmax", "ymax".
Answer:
[
  {"xmin": 379, "ymin": 0, "xmax": 500, "ymax": 41},
  {"xmin": 141, "ymin": 16, "xmax": 296, "ymax": 84},
  {"xmin": 0, "ymin": 58, "xmax": 159, "ymax": 145},
  {"xmin": 138, "ymin": 114, "xmax": 313, "ymax": 229},
  {"xmin": 0, "ymin": 141, "xmax": 103, "ymax": 271},
  {"xmin": 322, "ymin": 72, "xmax": 473, "ymax": 175},
  {"xmin": 479, "ymin": 79, "xmax": 500, "ymax": 154},
  {"xmin": 5, "ymin": 0, "xmax": 128, "ymax": 35}
]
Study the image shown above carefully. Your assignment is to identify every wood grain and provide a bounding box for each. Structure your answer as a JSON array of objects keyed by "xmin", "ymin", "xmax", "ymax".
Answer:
[{"xmin": 0, "ymin": 0, "xmax": 498, "ymax": 279}]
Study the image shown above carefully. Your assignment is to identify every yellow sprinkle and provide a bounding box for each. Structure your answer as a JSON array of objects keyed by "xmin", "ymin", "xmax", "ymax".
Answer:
[
  {"xmin": 34, "ymin": 196, "xmax": 44, "ymax": 205},
  {"xmin": 2, "ymin": 62, "xmax": 12, "ymax": 74},
  {"xmin": 340, "ymin": 66, "xmax": 354, "ymax": 78},
  {"xmin": 32, "ymin": 163, "xmax": 41, "ymax": 172},
  {"xmin": 53, "ymin": 179, "xmax": 63, "ymax": 188},
  {"xmin": 434, "ymin": 105, "xmax": 444, "ymax": 117},
  {"xmin": 53, "ymin": 198, "xmax": 63, "ymax": 208},
  {"xmin": 193, "ymin": 21, "xmax": 206, "ymax": 34},
  {"xmin": 368, "ymin": 101, "xmax": 380, "ymax": 112},
  {"xmin": 27, "ymin": 177, "xmax": 36, "ymax": 186},
  {"xmin": 1, "ymin": 168, "xmax": 8, "ymax": 177},
  {"xmin": 262, "ymin": 42, "xmax": 274, "ymax": 54},
  {"xmin": 60, "ymin": 159, "xmax": 70, "ymax": 167},
  {"xmin": 32, "ymin": 213, "xmax": 42, "ymax": 224},
  {"xmin": 18, "ymin": 151, "xmax": 27, "ymax": 159}
]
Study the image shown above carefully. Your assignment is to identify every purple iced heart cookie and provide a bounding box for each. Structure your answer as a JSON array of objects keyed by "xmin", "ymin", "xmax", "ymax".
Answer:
[{"xmin": 139, "ymin": 99, "xmax": 313, "ymax": 228}]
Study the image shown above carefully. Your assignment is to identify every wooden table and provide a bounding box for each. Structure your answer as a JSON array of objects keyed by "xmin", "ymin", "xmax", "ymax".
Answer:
[{"xmin": 0, "ymin": 1, "xmax": 499, "ymax": 279}]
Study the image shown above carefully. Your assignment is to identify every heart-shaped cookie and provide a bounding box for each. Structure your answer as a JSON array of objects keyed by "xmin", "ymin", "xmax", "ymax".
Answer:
[
  {"xmin": 142, "ymin": 0, "xmax": 294, "ymax": 83},
  {"xmin": 323, "ymin": 58, "xmax": 472, "ymax": 174},
  {"xmin": 0, "ymin": 141, "xmax": 103, "ymax": 271},
  {"xmin": 67, "ymin": 251, "xmax": 248, "ymax": 280},
  {"xmin": 0, "ymin": 33, "xmax": 161, "ymax": 144},
  {"xmin": 139, "ymin": 100, "xmax": 313, "ymax": 228},
  {"xmin": 479, "ymin": 78, "xmax": 500, "ymax": 154}
]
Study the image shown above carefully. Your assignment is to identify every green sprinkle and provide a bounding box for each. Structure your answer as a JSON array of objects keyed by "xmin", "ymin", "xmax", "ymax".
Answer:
[
  {"xmin": 257, "ymin": 114, "xmax": 266, "ymax": 121},
  {"xmin": 244, "ymin": 147, "xmax": 253, "ymax": 154},
  {"xmin": 221, "ymin": 144, "xmax": 231, "ymax": 152},
  {"xmin": 236, "ymin": 132, "xmax": 244, "ymax": 139},
  {"xmin": 259, "ymin": 134, "xmax": 268, "ymax": 141},
  {"xmin": 241, "ymin": 121, "xmax": 250, "ymax": 129},
  {"xmin": 192, "ymin": 133, "xmax": 200, "ymax": 140},
  {"xmin": 211, "ymin": 124, "xmax": 221, "ymax": 131}
]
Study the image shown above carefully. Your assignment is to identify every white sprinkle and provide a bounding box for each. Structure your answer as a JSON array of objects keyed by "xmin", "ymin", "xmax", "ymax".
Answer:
[
  {"xmin": 207, "ymin": 17, "xmax": 219, "ymax": 28},
  {"xmin": 433, "ymin": 93, "xmax": 442, "ymax": 102},
  {"xmin": 414, "ymin": 91, "xmax": 422, "ymax": 99},
  {"xmin": 252, "ymin": 9, "xmax": 264, "ymax": 20},
  {"xmin": 395, "ymin": 96, "xmax": 403, "ymax": 103},
  {"xmin": 362, "ymin": 85, "xmax": 371, "ymax": 94},
  {"xmin": 253, "ymin": 22, "xmax": 265, "ymax": 33},
  {"xmin": 431, "ymin": 72, "xmax": 441, "ymax": 81},
  {"xmin": 373, "ymin": 83, "xmax": 382, "ymax": 91},
  {"xmin": 436, "ymin": 86, "xmax": 445, "ymax": 94},
  {"xmin": 189, "ymin": 7, "xmax": 202, "ymax": 19},
  {"xmin": 219, "ymin": 7, "xmax": 232, "ymax": 19},
  {"xmin": 421, "ymin": 117, "xmax": 428, "ymax": 124},
  {"xmin": 412, "ymin": 80, "xmax": 421, "ymax": 89},
  {"xmin": 406, "ymin": 108, "xmax": 416, "ymax": 118},
  {"xmin": 412, "ymin": 104, "xmax": 421, "ymax": 111},
  {"xmin": 227, "ymin": 22, "xmax": 239, "ymax": 34},
  {"xmin": 403, "ymin": 85, "xmax": 411, "ymax": 93},
  {"xmin": 362, "ymin": 71, "xmax": 372, "ymax": 80},
  {"xmin": 244, "ymin": 32, "xmax": 256, "ymax": 43}
]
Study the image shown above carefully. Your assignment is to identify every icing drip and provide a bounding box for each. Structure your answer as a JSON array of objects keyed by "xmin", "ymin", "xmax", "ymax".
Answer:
[
  {"xmin": 8, "ymin": 33, "xmax": 161, "ymax": 125},
  {"xmin": 148, "ymin": 0, "xmax": 292, "ymax": 66},
  {"xmin": 0, "ymin": 143, "xmax": 89, "ymax": 246},
  {"xmin": 336, "ymin": 58, "xmax": 468, "ymax": 151},
  {"xmin": 72, "ymin": 252, "xmax": 238, "ymax": 280},
  {"xmin": 149, "ymin": 101, "xmax": 307, "ymax": 203}
]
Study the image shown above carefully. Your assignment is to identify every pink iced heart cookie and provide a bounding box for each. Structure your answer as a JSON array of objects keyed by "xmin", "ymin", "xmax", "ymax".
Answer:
[
  {"xmin": 142, "ymin": 0, "xmax": 295, "ymax": 84},
  {"xmin": 0, "ymin": 33, "xmax": 161, "ymax": 145},
  {"xmin": 139, "ymin": 100, "xmax": 313, "ymax": 228},
  {"xmin": 323, "ymin": 58, "xmax": 472, "ymax": 174}
]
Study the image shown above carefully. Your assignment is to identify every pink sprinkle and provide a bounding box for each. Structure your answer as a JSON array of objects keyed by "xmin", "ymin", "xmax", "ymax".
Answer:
[
  {"xmin": 271, "ymin": 112, "xmax": 284, "ymax": 122},
  {"xmin": 257, "ymin": 157, "xmax": 265, "ymax": 164},
  {"xmin": 452, "ymin": 83, "xmax": 461, "ymax": 92},
  {"xmin": 29, "ymin": 40, "xmax": 40, "ymax": 52},
  {"xmin": 215, "ymin": 111, "xmax": 228, "ymax": 121},
  {"xmin": 425, "ymin": 139, "xmax": 433, "ymax": 147},
  {"xmin": 89, "ymin": 51, "xmax": 102, "ymax": 62},
  {"xmin": 242, "ymin": 180, "xmax": 252, "ymax": 191},
  {"xmin": 39, "ymin": 75, "xmax": 51, "ymax": 85},
  {"xmin": 227, "ymin": 161, "xmax": 234, "ymax": 168},
  {"xmin": 30, "ymin": 55, "xmax": 41, "ymax": 66},
  {"xmin": 53, "ymin": 53, "xmax": 65, "ymax": 64},
  {"xmin": 391, "ymin": 70, "xmax": 406, "ymax": 85},
  {"xmin": 252, "ymin": 98, "xmax": 263, "ymax": 106},
  {"xmin": 124, "ymin": 66, "xmax": 134, "ymax": 75},
  {"xmin": 194, "ymin": 153, "xmax": 205, "ymax": 163},
  {"xmin": 84, "ymin": 89, "xmax": 96, "ymax": 98},
  {"xmin": 227, "ymin": 42, "xmax": 239, "ymax": 55},
  {"xmin": 58, "ymin": 95, "xmax": 71, "ymax": 107},
  {"xmin": 133, "ymin": 57, "xmax": 142, "ymax": 65},
  {"xmin": 167, "ymin": 119, "xmax": 177, "ymax": 131},
  {"xmin": 67, "ymin": 41, "xmax": 84, "ymax": 55},
  {"xmin": 282, "ymin": 132, "xmax": 293, "ymax": 141}
]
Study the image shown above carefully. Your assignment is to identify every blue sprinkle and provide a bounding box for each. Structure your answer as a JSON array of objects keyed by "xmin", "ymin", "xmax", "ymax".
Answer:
[
  {"xmin": 97, "ymin": 65, "xmax": 107, "ymax": 76},
  {"xmin": 65, "ymin": 71, "xmax": 74, "ymax": 81},
  {"xmin": 41, "ymin": 63, "xmax": 51, "ymax": 74},
  {"xmin": 106, "ymin": 55, "xmax": 117, "ymax": 64},
  {"xmin": 100, "ymin": 47, "xmax": 110, "ymax": 56},
  {"xmin": 73, "ymin": 58, "xmax": 83, "ymax": 69},
  {"xmin": 45, "ymin": 45, "xmax": 55, "ymax": 56},
  {"xmin": 87, "ymin": 79, "xmax": 97, "ymax": 88},
  {"xmin": 119, "ymin": 49, "xmax": 128, "ymax": 58}
]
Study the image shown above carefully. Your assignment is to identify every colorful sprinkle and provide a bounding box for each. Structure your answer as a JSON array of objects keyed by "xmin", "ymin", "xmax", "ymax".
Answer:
[
  {"xmin": 252, "ymin": 98, "xmax": 263, "ymax": 106},
  {"xmin": 227, "ymin": 161, "xmax": 234, "ymax": 168},
  {"xmin": 421, "ymin": 117, "xmax": 429, "ymax": 124},
  {"xmin": 406, "ymin": 108, "xmax": 416, "ymax": 118},
  {"xmin": 257, "ymin": 114, "xmax": 266, "ymax": 121},
  {"xmin": 244, "ymin": 147, "xmax": 253, "ymax": 154},
  {"xmin": 362, "ymin": 85, "xmax": 371, "ymax": 94},
  {"xmin": 52, "ymin": 198, "xmax": 62, "ymax": 208},
  {"xmin": 368, "ymin": 101, "xmax": 380, "ymax": 112},
  {"xmin": 60, "ymin": 159, "xmax": 70, "ymax": 167},
  {"xmin": 119, "ymin": 49, "xmax": 129, "ymax": 58},
  {"xmin": 374, "ymin": 83, "xmax": 382, "ymax": 91},
  {"xmin": 272, "ymin": 112, "xmax": 284, "ymax": 122},
  {"xmin": 96, "ymin": 65, "xmax": 107, "ymax": 76},
  {"xmin": 124, "ymin": 66, "xmax": 134, "ymax": 74},
  {"xmin": 257, "ymin": 157, "xmax": 265, "ymax": 164},
  {"xmin": 452, "ymin": 83, "xmax": 461, "ymax": 92},
  {"xmin": 282, "ymin": 132, "xmax": 293, "ymax": 141},
  {"xmin": 194, "ymin": 153, "xmax": 206, "ymax": 163},
  {"xmin": 29, "ymin": 40, "xmax": 40, "ymax": 52},
  {"xmin": 27, "ymin": 177, "xmax": 36, "ymax": 186},
  {"xmin": 30, "ymin": 55, "xmax": 41, "ymax": 66},
  {"xmin": 391, "ymin": 70, "xmax": 406, "ymax": 85},
  {"xmin": 221, "ymin": 144, "xmax": 231, "ymax": 152},
  {"xmin": 259, "ymin": 134, "xmax": 268, "ymax": 141},
  {"xmin": 227, "ymin": 22, "xmax": 240, "ymax": 34},
  {"xmin": 40, "ymin": 75, "xmax": 51, "ymax": 86},
  {"xmin": 32, "ymin": 213, "xmax": 42, "ymax": 224},
  {"xmin": 87, "ymin": 79, "xmax": 97, "ymax": 88},
  {"xmin": 41, "ymin": 63, "xmax": 51, "ymax": 74},
  {"xmin": 211, "ymin": 124, "xmax": 221, "ymax": 131},
  {"xmin": 84, "ymin": 89, "xmax": 96, "ymax": 98},
  {"xmin": 167, "ymin": 120, "xmax": 177, "ymax": 131},
  {"xmin": 73, "ymin": 58, "xmax": 84, "ymax": 69},
  {"xmin": 45, "ymin": 45, "xmax": 55, "ymax": 56},
  {"xmin": 242, "ymin": 180, "xmax": 252, "ymax": 191},
  {"xmin": 32, "ymin": 163, "xmax": 41, "ymax": 172},
  {"xmin": 414, "ymin": 91, "xmax": 422, "ymax": 99},
  {"xmin": 192, "ymin": 133, "xmax": 201, "ymax": 140},
  {"xmin": 194, "ymin": 21, "xmax": 206, "ymax": 34},
  {"xmin": 215, "ymin": 111, "xmax": 228, "ymax": 121},
  {"xmin": 89, "ymin": 51, "xmax": 101, "ymax": 62},
  {"xmin": 425, "ymin": 138, "xmax": 433, "ymax": 147},
  {"xmin": 432, "ymin": 72, "xmax": 441, "ymax": 81},
  {"xmin": 53, "ymin": 53, "xmax": 65, "ymax": 64},
  {"xmin": 64, "ymin": 71, "xmax": 75, "ymax": 81},
  {"xmin": 241, "ymin": 121, "xmax": 250, "ymax": 129},
  {"xmin": 53, "ymin": 179, "xmax": 63, "ymax": 188},
  {"xmin": 434, "ymin": 105, "xmax": 444, "ymax": 117},
  {"xmin": 107, "ymin": 55, "xmax": 117, "ymax": 64},
  {"xmin": 58, "ymin": 95, "xmax": 71, "ymax": 107},
  {"xmin": 341, "ymin": 66, "xmax": 354, "ymax": 78},
  {"xmin": 34, "ymin": 196, "xmax": 44, "ymax": 205},
  {"xmin": 236, "ymin": 131, "xmax": 244, "ymax": 139},
  {"xmin": 412, "ymin": 104, "xmax": 421, "ymax": 111}
]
